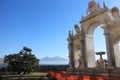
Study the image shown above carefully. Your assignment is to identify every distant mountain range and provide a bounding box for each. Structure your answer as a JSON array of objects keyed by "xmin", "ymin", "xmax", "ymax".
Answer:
[
  {"xmin": 0, "ymin": 58, "xmax": 8, "ymax": 68},
  {"xmin": 40, "ymin": 56, "xmax": 69, "ymax": 65},
  {"xmin": 0, "ymin": 58, "xmax": 4, "ymax": 64},
  {"xmin": 0, "ymin": 56, "xmax": 69, "ymax": 67}
]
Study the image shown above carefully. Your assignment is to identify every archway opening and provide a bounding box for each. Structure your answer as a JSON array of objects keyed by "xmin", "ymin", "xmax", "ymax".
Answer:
[
  {"xmin": 94, "ymin": 25, "xmax": 107, "ymax": 61},
  {"xmin": 85, "ymin": 23, "xmax": 108, "ymax": 67}
]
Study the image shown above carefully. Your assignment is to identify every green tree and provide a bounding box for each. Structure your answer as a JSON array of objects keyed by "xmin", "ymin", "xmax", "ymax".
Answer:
[{"xmin": 4, "ymin": 46, "xmax": 39, "ymax": 74}]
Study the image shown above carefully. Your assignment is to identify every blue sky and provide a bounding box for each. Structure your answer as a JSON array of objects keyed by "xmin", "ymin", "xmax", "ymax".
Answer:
[{"xmin": 0, "ymin": 0, "xmax": 120, "ymax": 59}]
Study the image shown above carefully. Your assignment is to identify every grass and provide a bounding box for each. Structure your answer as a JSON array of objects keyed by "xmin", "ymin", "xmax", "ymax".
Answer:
[
  {"xmin": 25, "ymin": 72, "xmax": 48, "ymax": 77},
  {"xmin": 0, "ymin": 72, "xmax": 48, "ymax": 76},
  {"xmin": 0, "ymin": 72, "xmax": 49, "ymax": 80}
]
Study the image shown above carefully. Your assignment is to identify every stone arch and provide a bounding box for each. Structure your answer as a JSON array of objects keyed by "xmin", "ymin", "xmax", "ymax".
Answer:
[
  {"xmin": 86, "ymin": 21, "xmax": 101, "ymax": 34},
  {"xmin": 85, "ymin": 21, "xmax": 105, "ymax": 68},
  {"xmin": 68, "ymin": 0, "xmax": 120, "ymax": 70},
  {"xmin": 81, "ymin": 7, "xmax": 115, "ymax": 68}
]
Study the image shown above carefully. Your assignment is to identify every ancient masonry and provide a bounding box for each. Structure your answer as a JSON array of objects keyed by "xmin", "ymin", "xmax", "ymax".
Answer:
[{"xmin": 67, "ymin": 0, "xmax": 120, "ymax": 77}]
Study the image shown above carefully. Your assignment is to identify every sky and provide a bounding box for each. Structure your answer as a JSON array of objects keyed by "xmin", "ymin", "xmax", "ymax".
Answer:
[{"xmin": 0, "ymin": 0, "xmax": 120, "ymax": 59}]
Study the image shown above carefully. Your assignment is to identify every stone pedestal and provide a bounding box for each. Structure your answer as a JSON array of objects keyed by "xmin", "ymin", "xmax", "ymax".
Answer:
[{"xmin": 68, "ymin": 68, "xmax": 120, "ymax": 78}]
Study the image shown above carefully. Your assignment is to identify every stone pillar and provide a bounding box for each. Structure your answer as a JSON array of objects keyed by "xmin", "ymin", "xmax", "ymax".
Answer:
[
  {"xmin": 104, "ymin": 32, "xmax": 113, "ymax": 67},
  {"xmin": 103, "ymin": 27, "xmax": 116, "ymax": 67},
  {"xmin": 80, "ymin": 34, "xmax": 87, "ymax": 68},
  {"xmin": 113, "ymin": 43, "xmax": 120, "ymax": 67},
  {"xmin": 68, "ymin": 40, "xmax": 75, "ymax": 70},
  {"xmin": 85, "ymin": 34, "xmax": 96, "ymax": 68},
  {"xmin": 68, "ymin": 31, "xmax": 75, "ymax": 71}
]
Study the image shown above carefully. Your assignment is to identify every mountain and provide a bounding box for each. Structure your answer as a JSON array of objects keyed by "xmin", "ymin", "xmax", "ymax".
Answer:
[
  {"xmin": 40, "ymin": 56, "xmax": 69, "ymax": 65},
  {"xmin": 0, "ymin": 58, "xmax": 4, "ymax": 64},
  {"xmin": 0, "ymin": 56, "xmax": 69, "ymax": 66},
  {"xmin": 0, "ymin": 58, "xmax": 7, "ymax": 68}
]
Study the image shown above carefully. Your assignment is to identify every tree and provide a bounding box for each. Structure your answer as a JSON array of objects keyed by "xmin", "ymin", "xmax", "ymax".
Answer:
[{"xmin": 4, "ymin": 46, "xmax": 39, "ymax": 74}]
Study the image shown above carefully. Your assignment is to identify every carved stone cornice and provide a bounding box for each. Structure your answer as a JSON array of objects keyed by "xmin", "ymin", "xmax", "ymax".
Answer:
[{"xmin": 80, "ymin": 8, "xmax": 109, "ymax": 23}]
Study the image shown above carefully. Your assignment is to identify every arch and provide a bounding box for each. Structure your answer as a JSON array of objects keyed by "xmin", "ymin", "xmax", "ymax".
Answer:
[
  {"xmin": 87, "ymin": 21, "xmax": 101, "ymax": 34},
  {"xmin": 81, "ymin": 8, "xmax": 115, "ymax": 68},
  {"xmin": 85, "ymin": 21, "xmax": 105, "ymax": 68},
  {"xmin": 67, "ymin": 0, "xmax": 120, "ymax": 69},
  {"xmin": 94, "ymin": 26, "xmax": 107, "ymax": 60}
]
